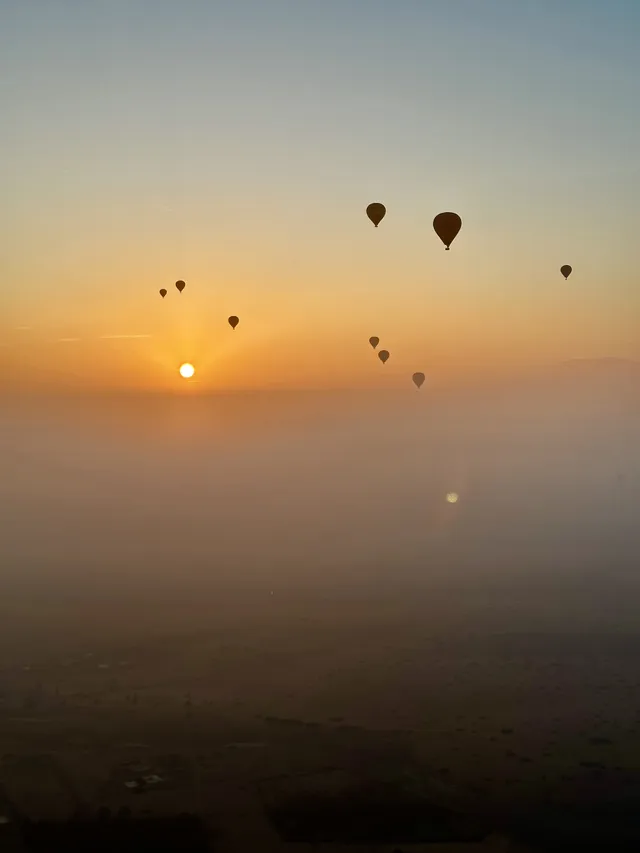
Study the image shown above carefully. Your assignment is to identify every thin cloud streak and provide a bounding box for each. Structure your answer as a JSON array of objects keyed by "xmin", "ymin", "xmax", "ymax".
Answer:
[
  {"xmin": 100, "ymin": 334, "xmax": 152, "ymax": 340},
  {"xmin": 56, "ymin": 338, "xmax": 81, "ymax": 343}
]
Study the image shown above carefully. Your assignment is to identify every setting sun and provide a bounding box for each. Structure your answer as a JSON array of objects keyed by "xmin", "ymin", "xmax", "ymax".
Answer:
[{"xmin": 179, "ymin": 363, "xmax": 195, "ymax": 379}]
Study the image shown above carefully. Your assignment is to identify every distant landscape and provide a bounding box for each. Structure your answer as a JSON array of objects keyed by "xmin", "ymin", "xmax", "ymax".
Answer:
[{"xmin": 1, "ymin": 366, "xmax": 640, "ymax": 849}]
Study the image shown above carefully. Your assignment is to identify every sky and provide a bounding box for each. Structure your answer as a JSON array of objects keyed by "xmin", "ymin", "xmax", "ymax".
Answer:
[{"xmin": 1, "ymin": 0, "xmax": 639, "ymax": 392}]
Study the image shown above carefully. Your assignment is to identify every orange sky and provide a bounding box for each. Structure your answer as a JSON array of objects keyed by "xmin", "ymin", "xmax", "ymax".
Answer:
[{"xmin": 2, "ymin": 2, "xmax": 639, "ymax": 393}]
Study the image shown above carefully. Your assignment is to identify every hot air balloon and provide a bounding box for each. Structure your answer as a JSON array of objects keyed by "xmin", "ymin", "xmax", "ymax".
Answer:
[
  {"xmin": 412, "ymin": 372, "xmax": 425, "ymax": 389},
  {"xmin": 378, "ymin": 350, "xmax": 389, "ymax": 364},
  {"xmin": 228, "ymin": 316, "xmax": 239, "ymax": 330},
  {"xmin": 433, "ymin": 212, "xmax": 462, "ymax": 250},
  {"xmin": 369, "ymin": 336, "xmax": 379, "ymax": 349},
  {"xmin": 159, "ymin": 288, "xmax": 167, "ymax": 298},
  {"xmin": 560, "ymin": 265, "xmax": 572, "ymax": 280},
  {"xmin": 366, "ymin": 203, "xmax": 386, "ymax": 228},
  {"xmin": 175, "ymin": 280, "xmax": 186, "ymax": 293}
]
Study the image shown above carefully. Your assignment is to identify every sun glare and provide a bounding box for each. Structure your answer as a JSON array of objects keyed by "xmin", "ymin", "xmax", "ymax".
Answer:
[{"xmin": 179, "ymin": 363, "xmax": 195, "ymax": 379}]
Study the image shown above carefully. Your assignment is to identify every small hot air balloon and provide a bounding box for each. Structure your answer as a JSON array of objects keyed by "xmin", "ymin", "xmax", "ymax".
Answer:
[
  {"xmin": 412, "ymin": 372, "xmax": 425, "ymax": 389},
  {"xmin": 560, "ymin": 265, "xmax": 572, "ymax": 280},
  {"xmin": 366, "ymin": 203, "xmax": 386, "ymax": 228},
  {"xmin": 228, "ymin": 316, "xmax": 239, "ymax": 330},
  {"xmin": 159, "ymin": 288, "xmax": 167, "ymax": 298},
  {"xmin": 369, "ymin": 336, "xmax": 380, "ymax": 349},
  {"xmin": 433, "ymin": 212, "xmax": 462, "ymax": 250},
  {"xmin": 378, "ymin": 350, "xmax": 389, "ymax": 364},
  {"xmin": 175, "ymin": 280, "xmax": 186, "ymax": 293}
]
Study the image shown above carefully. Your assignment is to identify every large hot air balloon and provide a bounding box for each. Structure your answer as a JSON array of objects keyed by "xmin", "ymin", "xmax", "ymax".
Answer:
[
  {"xmin": 366, "ymin": 203, "xmax": 386, "ymax": 228},
  {"xmin": 433, "ymin": 212, "xmax": 462, "ymax": 250},
  {"xmin": 560, "ymin": 265, "xmax": 572, "ymax": 280},
  {"xmin": 228, "ymin": 316, "xmax": 239, "ymax": 330},
  {"xmin": 378, "ymin": 350, "xmax": 389, "ymax": 364},
  {"xmin": 369, "ymin": 336, "xmax": 379, "ymax": 349},
  {"xmin": 412, "ymin": 372, "xmax": 425, "ymax": 389},
  {"xmin": 175, "ymin": 280, "xmax": 186, "ymax": 293},
  {"xmin": 159, "ymin": 288, "xmax": 167, "ymax": 298}
]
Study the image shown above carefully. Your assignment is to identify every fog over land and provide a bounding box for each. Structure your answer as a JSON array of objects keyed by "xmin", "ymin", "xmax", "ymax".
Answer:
[
  {"xmin": 3, "ymin": 360, "xmax": 639, "ymax": 596},
  {"xmin": 1, "ymin": 362, "xmax": 640, "ymax": 849}
]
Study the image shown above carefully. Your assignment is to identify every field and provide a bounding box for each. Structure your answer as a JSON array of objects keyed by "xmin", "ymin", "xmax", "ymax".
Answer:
[{"xmin": 1, "ymin": 583, "xmax": 640, "ymax": 850}]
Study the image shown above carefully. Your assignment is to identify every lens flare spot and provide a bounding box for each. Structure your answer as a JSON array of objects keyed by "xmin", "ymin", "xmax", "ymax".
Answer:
[{"xmin": 446, "ymin": 492, "xmax": 459, "ymax": 504}]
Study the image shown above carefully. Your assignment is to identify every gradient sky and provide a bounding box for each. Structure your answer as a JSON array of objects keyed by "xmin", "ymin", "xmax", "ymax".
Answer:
[{"xmin": 2, "ymin": 0, "xmax": 639, "ymax": 391}]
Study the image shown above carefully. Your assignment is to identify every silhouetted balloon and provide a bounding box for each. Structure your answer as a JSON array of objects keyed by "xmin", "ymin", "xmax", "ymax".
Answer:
[
  {"xmin": 175, "ymin": 280, "xmax": 186, "ymax": 293},
  {"xmin": 412, "ymin": 372, "xmax": 425, "ymax": 389},
  {"xmin": 228, "ymin": 315, "xmax": 239, "ymax": 330},
  {"xmin": 366, "ymin": 203, "xmax": 386, "ymax": 227},
  {"xmin": 433, "ymin": 212, "xmax": 462, "ymax": 250},
  {"xmin": 369, "ymin": 336, "xmax": 380, "ymax": 349},
  {"xmin": 378, "ymin": 350, "xmax": 389, "ymax": 364},
  {"xmin": 159, "ymin": 289, "xmax": 167, "ymax": 298},
  {"xmin": 560, "ymin": 265, "xmax": 572, "ymax": 280}
]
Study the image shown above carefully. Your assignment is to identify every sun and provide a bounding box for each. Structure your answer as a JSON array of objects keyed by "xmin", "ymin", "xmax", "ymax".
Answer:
[{"xmin": 179, "ymin": 363, "xmax": 195, "ymax": 379}]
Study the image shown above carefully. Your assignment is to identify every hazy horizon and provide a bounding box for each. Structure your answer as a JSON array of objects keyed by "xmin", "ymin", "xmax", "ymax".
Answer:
[{"xmin": 3, "ymin": 374, "xmax": 639, "ymax": 605}]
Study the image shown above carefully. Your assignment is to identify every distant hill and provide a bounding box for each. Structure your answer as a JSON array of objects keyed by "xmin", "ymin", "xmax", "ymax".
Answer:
[
  {"xmin": 518, "ymin": 358, "xmax": 640, "ymax": 392},
  {"xmin": 555, "ymin": 357, "xmax": 640, "ymax": 376}
]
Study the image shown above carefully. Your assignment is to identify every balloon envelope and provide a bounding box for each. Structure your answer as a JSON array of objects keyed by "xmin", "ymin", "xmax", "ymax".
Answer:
[
  {"xmin": 369, "ymin": 336, "xmax": 379, "ymax": 349},
  {"xmin": 433, "ymin": 212, "xmax": 462, "ymax": 250},
  {"xmin": 175, "ymin": 280, "xmax": 186, "ymax": 293},
  {"xmin": 228, "ymin": 315, "xmax": 239, "ymax": 329},
  {"xmin": 159, "ymin": 289, "xmax": 167, "ymax": 298},
  {"xmin": 378, "ymin": 350, "xmax": 390, "ymax": 364},
  {"xmin": 412, "ymin": 372, "xmax": 425, "ymax": 388},
  {"xmin": 366, "ymin": 202, "xmax": 386, "ymax": 227},
  {"xmin": 560, "ymin": 265, "xmax": 572, "ymax": 279}
]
